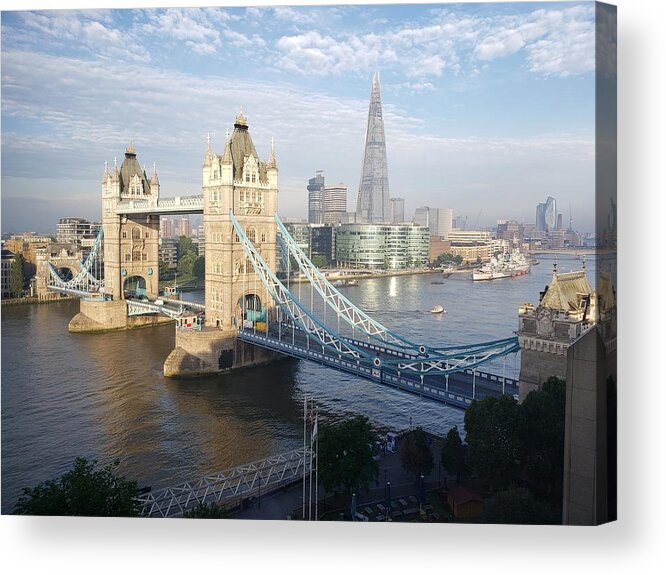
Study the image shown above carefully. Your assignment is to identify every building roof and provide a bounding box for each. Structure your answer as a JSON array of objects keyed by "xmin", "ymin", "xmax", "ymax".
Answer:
[
  {"xmin": 119, "ymin": 145, "xmax": 151, "ymax": 195},
  {"xmin": 229, "ymin": 112, "xmax": 267, "ymax": 183},
  {"xmin": 448, "ymin": 486, "xmax": 482, "ymax": 504},
  {"xmin": 541, "ymin": 270, "xmax": 593, "ymax": 312}
]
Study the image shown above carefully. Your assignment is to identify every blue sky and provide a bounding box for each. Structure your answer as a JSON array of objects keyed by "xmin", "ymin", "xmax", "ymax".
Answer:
[{"xmin": 1, "ymin": 1, "xmax": 601, "ymax": 233}]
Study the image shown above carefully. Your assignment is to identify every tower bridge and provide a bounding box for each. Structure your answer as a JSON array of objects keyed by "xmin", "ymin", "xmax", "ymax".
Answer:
[{"xmin": 42, "ymin": 111, "xmax": 522, "ymax": 409}]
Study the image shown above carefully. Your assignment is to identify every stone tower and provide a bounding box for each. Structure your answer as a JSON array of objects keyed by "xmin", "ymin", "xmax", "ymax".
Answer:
[
  {"xmin": 101, "ymin": 145, "xmax": 160, "ymax": 300},
  {"xmin": 517, "ymin": 260, "xmax": 616, "ymax": 400},
  {"xmin": 356, "ymin": 72, "xmax": 390, "ymax": 224},
  {"xmin": 201, "ymin": 112, "xmax": 279, "ymax": 332}
]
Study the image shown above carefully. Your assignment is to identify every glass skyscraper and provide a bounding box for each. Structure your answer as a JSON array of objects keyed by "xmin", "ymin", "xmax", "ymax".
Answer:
[{"xmin": 356, "ymin": 72, "xmax": 390, "ymax": 224}]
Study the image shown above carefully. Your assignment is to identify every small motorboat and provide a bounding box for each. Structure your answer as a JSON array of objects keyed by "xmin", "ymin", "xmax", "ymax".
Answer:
[{"xmin": 430, "ymin": 305, "xmax": 446, "ymax": 314}]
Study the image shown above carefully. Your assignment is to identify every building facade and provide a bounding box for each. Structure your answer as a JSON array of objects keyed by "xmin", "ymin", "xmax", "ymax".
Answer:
[
  {"xmin": 536, "ymin": 196, "xmax": 557, "ymax": 232},
  {"xmin": 356, "ymin": 72, "xmax": 390, "ymax": 224},
  {"xmin": 390, "ymin": 197, "xmax": 405, "ymax": 223},
  {"xmin": 1, "ymin": 249, "xmax": 15, "ymax": 298},
  {"xmin": 322, "ymin": 184, "xmax": 348, "ymax": 224},
  {"xmin": 307, "ymin": 171, "xmax": 325, "ymax": 224},
  {"xmin": 56, "ymin": 218, "xmax": 101, "ymax": 246},
  {"xmin": 335, "ymin": 223, "xmax": 429, "ymax": 270}
]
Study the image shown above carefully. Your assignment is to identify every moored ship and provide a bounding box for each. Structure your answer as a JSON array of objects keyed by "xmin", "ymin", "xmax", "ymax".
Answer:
[{"xmin": 472, "ymin": 251, "xmax": 531, "ymax": 281}]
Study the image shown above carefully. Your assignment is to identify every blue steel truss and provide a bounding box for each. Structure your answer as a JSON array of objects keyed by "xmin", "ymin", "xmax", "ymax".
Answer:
[
  {"xmin": 47, "ymin": 228, "xmax": 105, "ymax": 296},
  {"xmin": 233, "ymin": 211, "xmax": 520, "ymax": 379}
]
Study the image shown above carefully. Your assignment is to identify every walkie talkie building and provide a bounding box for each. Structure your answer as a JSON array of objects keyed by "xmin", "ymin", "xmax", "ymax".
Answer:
[{"xmin": 356, "ymin": 72, "xmax": 390, "ymax": 224}]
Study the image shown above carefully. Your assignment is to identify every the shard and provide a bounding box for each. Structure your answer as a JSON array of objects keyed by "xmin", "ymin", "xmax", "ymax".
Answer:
[{"xmin": 356, "ymin": 72, "xmax": 390, "ymax": 224}]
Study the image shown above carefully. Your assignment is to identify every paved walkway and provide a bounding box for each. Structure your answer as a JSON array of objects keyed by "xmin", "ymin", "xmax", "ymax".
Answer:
[{"xmin": 234, "ymin": 440, "xmax": 449, "ymax": 521}]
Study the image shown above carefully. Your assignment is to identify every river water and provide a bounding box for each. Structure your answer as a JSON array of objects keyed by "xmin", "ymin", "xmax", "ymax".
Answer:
[{"xmin": 1, "ymin": 253, "xmax": 608, "ymax": 513}]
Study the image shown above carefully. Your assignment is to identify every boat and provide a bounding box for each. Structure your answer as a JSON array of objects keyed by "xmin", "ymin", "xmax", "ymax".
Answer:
[
  {"xmin": 472, "ymin": 250, "xmax": 531, "ymax": 281},
  {"xmin": 430, "ymin": 305, "xmax": 446, "ymax": 314}
]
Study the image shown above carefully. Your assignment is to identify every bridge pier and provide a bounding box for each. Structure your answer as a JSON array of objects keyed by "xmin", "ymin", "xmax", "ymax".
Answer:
[
  {"xmin": 164, "ymin": 327, "xmax": 282, "ymax": 378},
  {"xmin": 68, "ymin": 299, "xmax": 173, "ymax": 333}
]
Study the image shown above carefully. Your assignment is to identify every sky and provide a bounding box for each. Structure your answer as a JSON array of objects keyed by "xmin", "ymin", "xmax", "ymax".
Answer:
[{"xmin": 1, "ymin": 0, "xmax": 601, "ymax": 234}]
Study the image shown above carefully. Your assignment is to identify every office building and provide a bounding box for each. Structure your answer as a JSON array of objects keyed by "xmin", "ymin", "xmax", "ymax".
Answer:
[
  {"xmin": 308, "ymin": 171, "xmax": 325, "ymax": 224},
  {"xmin": 56, "ymin": 217, "xmax": 101, "ymax": 246},
  {"xmin": 390, "ymin": 197, "xmax": 405, "ymax": 223}
]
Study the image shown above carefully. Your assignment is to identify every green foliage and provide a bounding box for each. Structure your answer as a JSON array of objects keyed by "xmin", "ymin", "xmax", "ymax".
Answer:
[
  {"xmin": 318, "ymin": 415, "xmax": 378, "ymax": 495},
  {"xmin": 15, "ymin": 457, "xmax": 139, "ymax": 517},
  {"xmin": 192, "ymin": 255, "xmax": 205, "ymax": 281},
  {"xmin": 158, "ymin": 259, "xmax": 171, "ymax": 281},
  {"xmin": 481, "ymin": 487, "xmax": 560, "ymax": 525},
  {"xmin": 183, "ymin": 501, "xmax": 232, "ymax": 519},
  {"xmin": 464, "ymin": 395, "xmax": 522, "ymax": 489},
  {"xmin": 399, "ymin": 427, "xmax": 434, "ymax": 480},
  {"xmin": 177, "ymin": 252, "xmax": 196, "ymax": 276},
  {"xmin": 441, "ymin": 426, "xmax": 468, "ymax": 482},
  {"xmin": 311, "ymin": 254, "xmax": 328, "ymax": 269},
  {"xmin": 177, "ymin": 235, "xmax": 197, "ymax": 259},
  {"xmin": 520, "ymin": 377, "xmax": 566, "ymax": 500},
  {"xmin": 10, "ymin": 253, "xmax": 25, "ymax": 297}
]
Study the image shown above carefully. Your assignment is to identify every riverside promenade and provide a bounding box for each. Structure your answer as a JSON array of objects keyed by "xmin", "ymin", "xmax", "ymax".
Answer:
[{"xmin": 234, "ymin": 437, "xmax": 448, "ymax": 522}]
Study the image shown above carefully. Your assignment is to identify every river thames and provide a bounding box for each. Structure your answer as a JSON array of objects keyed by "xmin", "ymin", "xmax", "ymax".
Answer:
[{"xmin": 1, "ymin": 253, "xmax": 607, "ymax": 513}]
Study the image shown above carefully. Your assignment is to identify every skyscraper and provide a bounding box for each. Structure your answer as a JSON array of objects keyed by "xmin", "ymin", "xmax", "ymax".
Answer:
[
  {"xmin": 536, "ymin": 196, "xmax": 557, "ymax": 232},
  {"xmin": 308, "ymin": 171, "xmax": 325, "ymax": 224},
  {"xmin": 390, "ymin": 197, "xmax": 405, "ymax": 223},
  {"xmin": 356, "ymin": 72, "xmax": 390, "ymax": 224}
]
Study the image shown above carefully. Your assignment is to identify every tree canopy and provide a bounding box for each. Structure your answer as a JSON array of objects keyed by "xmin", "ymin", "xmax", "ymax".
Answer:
[
  {"xmin": 192, "ymin": 255, "xmax": 205, "ymax": 281},
  {"xmin": 520, "ymin": 377, "xmax": 566, "ymax": 500},
  {"xmin": 464, "ymin": 394, "xmax": 523, "ymax": 489},
  {"xmin": 15, "ymin": 457, "xmax": 139, "ymax": 517},
  {"xmin": 441, "ymin": 426, "xmax": 467, "ymax": 483},
  {"xmin": 318, "ymin": 415, "xmax": 378, "ymax": 495},
  {"xmin": 10, "ymin": 253, "xmax": 25, "ymax": 297},
  {"xmin": 481, "ymin": 486, "xmax": 559, "ymax": 525},
  {"xmin": 177, "ymin": 235, "xmax": 197, "ymax": 259},
  {"xmin": 399, "ymin": 427, "xmax": 434, "ymax": 480}
]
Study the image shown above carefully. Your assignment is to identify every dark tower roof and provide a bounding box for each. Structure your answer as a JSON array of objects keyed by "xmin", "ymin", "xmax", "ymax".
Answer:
[
  {"xmin": 229, "ymin": 112, "xmax": 267, "ymax": 183},
  {"xmin": 119, "ymin": 144, "xmax": 150, "ymax": 194}
]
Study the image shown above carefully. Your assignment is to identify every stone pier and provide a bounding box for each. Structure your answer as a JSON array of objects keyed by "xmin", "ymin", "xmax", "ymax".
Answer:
[
  {"xmin": 68, "ymin": 299, "xmax": 173, "ymax": 333},
  {"xmin": 163, "ymin": 327, "xmax": 281, "ymax": 378}
]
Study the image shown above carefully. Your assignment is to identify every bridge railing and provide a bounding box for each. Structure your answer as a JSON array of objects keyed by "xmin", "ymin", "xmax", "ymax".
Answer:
[{"xmin": 136, "ymin": 448, "xmax": 311, "ymax": 518}]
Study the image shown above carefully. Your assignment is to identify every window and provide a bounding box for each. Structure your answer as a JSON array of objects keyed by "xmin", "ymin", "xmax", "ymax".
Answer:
[
  {"xmin": 122, "ymin": 231, "xmax": 128, "ymax": 239},
  {"xmin": 132, "ymin": 227, "xmax": 141, "ymax": 240}
]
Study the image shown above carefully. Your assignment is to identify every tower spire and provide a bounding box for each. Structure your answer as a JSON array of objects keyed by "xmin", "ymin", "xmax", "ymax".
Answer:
[{"xmin": 356, "ymin": 71, "xmax": 390, "ymax": 224}]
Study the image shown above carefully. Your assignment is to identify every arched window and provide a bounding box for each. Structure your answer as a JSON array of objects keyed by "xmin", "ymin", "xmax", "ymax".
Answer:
[
  {"xmin": 247, "ymin": 227, "xmax": 257, "ymax": 244},
  {"xmin": 132, "ymin": 227, "xmax": 141, "ymax": 240}
]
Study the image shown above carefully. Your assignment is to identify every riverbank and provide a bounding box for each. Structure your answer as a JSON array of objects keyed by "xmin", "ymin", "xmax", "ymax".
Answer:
[{"xmin": 1, "ymin": 295, "xmax": 78, "ymax": 307}]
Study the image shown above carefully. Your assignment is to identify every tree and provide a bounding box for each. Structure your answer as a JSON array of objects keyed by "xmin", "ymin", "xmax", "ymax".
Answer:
[
  {"xmin": 15, "ymin": 457, "xmax": 139, "ymax": 517},
  {"xmin": 520, "ymin": 377, "xmax": 566, "ymax": 501},
  {"xmin": 10, "ymin": 253, "xmax": 25, "ymax": 297},
  {"xmin": 311, "ymin": 254, "xmax": 328, "ymax": 269},
  {"xmin": 464, "ymin": 395, "xmax": 522, "ymax": 489},
  {"xmin": 177, "ymin": 235, "xmax": 197, "ymax": 259},
  {"xmin": 177, "ymin": 252, "xmax": 196, "ymax": 276},
  {"xmin": 399, "ymin": 427, "xmax": 434, "ymax": 480},
  {"xmin": 192, "ymin": 255, "xmax": 205, "ymax": 281},
  {"xmin": 441, "ymin": 426, "xmax": 467, "ymax": 483},
  {"xmin": 158, "ymin": 259, "xmax": 171, "ymax": 281},
  {"xmin": 318, "ymin": 415, "xmax": 378, "ymax": 495},
  {"xmin": 481, "ymin": 486, "xmax": 559, "ymax": 525},
  {"xmin": 183, "ymin": 501, "xmax": 232, "ymax": 519}
]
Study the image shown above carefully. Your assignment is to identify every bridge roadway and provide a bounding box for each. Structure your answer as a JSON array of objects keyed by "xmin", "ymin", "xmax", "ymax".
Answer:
[{"xmin": 237, "ymin": 324, "xmax": 518, "ymax": 410}]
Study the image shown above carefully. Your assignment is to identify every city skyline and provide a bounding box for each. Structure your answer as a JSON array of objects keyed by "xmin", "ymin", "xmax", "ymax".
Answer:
[{"xmin": 2, "ymin": 1, "xmax": 596, "ymax": 233}]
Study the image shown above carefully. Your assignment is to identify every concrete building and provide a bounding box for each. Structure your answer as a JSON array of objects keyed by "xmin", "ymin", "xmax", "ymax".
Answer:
[
  {"xmin": 1, "ymin": 248, "xmax": 15, "ymax": 298},
  {"xmin": 356, "ymin": 73, "xmax": 390, "ymax": 224},
  {"xmin": 390, "ymin": 197, "xmax": 405, "ymax": 224},
  {"xmin": 447, "ymin": 230, "xmax": 493, "ymax": 264},
  {"xmin": 160, "ymin": 218, "xmax": 173, "ymax": 239},
  {"xmin": 335, "ymin": 223, "xmax": 429, "ymax": 270},
  {"xmin": 177, "ymin": 217, "xmax": 191, "ymax": 238},
  {"xmin": 413, "ymin": 206, "xmax": 430, "ymax": 229},
  {"xmin": 56, "ymin": 217, "xmax": 101, "ymax": 246},
  {"xmin": 322, "ymin": 184, "xmax": 347, "ymax": 224},
  {"xmin": 5, "ymin": 234, "xmax": 52, "ymax": 266},
  {"xmin": 431, "ymin": 208, "xmax": 453, "ymax": 238},
  {"xmin": 159, "ymin": 238, "xmax": 179, "ymax": 273}
]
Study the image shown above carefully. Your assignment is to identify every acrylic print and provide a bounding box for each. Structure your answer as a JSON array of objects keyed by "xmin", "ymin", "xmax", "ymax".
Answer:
[{"xmin": 1, "ymin": 2, "xmax": 616, "ymax": 525}]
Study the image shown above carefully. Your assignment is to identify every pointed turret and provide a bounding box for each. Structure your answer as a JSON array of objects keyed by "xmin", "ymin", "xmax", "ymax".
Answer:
[
  {"xmin": 102, "ymin": 160, "xmax": 109, "ymax": 183},
  {"xmin": 266, "ymin": 136, "xmax": 278, "ymax": 170},
  {"xmin": 150, "ymin": 162, "xmax": 160, "ymax": 186},
  {"xmin": 221, "ymin": 128, "xmax": 232, "ymax": 165},
  {"xmin": 112, "ymin": 157, "xmax": 119, "ymax": 181},
  {"xmin": 203, "ymin": 132, "xmax": 213, "ymax": 167}
]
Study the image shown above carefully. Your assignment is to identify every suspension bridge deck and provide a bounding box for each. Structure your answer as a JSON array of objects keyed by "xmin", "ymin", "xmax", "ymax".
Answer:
[{"xmin": 237, "ymin": 325, "xmax": 518, "ymax": 410}]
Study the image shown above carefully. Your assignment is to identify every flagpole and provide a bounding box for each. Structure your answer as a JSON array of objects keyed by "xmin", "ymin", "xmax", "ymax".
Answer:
[
  {"xmin": 302, "ymin": 393, "xmax": 307, "ymax": 520},
  {"xmin": 309, "ymin": 402, "xmax": 314, "ymax": 520},
  {"xmin": 315, "ymin": 407, "xmax": 319, "ymax": 521}
]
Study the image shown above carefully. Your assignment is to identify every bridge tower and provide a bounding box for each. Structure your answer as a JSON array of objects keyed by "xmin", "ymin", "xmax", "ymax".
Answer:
[
  {"xmin": 101, "ymin": 145, "xmax": 160, "ymax": 301},
  {"xmin": 202, "ymin": 112, "xmax": 278, "ymax": 331},
  {"xmin": 164, "ymin": 112, "xmax": 281, "ymax": 376}
]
